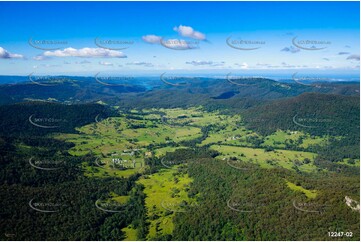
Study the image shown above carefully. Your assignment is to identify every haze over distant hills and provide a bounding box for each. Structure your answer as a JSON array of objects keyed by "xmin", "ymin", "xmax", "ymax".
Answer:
[{"xmin": 0, "ymin": 75, "xmax": 359, "ymax": 106}]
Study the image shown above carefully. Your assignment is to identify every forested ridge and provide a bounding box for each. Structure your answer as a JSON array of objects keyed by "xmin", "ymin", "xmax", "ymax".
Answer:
[
  {"xmin": 0, "ymin": 83, "xmax": 359, "ymax": 240},
  {"xmin": 242, "ymin": 92, "xmax": 360, "ymax": 161}
]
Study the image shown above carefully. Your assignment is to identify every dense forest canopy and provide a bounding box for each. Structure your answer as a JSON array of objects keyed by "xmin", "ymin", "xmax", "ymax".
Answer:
[{"xmin": 0, "ymin": 76, "xmax": 359, "ymax": 241}]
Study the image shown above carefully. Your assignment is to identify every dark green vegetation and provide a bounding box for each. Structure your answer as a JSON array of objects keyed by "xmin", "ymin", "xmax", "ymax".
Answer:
[
  {"xmin": 0, "ymin": 102, "xmax": 117, "ymax": 137},
  {"xmin": 0, "ymin": 135, "xmax": 147, "ymax": 240},
  {"xmin": 172, "ymin": 158, "xmax": 359, "ymax": 240},
  {"xmin": 242, "ymin": 93, "xmax": 360, "ymax": 162},
  {"xmin": 0, "ymin": 76, "xmax": 359, "ymax": 240},
  {"xmin": 0, "ymin": 77, "xmax": 146, "ymax": 105}
]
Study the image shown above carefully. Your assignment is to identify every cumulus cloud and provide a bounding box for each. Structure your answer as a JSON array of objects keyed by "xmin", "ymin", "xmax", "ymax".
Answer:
[
  {"xmin": 99, "ymin": 61, "xmax": 113, "ymax": 66},
  {"xmin": 142, "ymin": 35, "xmax": 162, "ymax": 44},
  {"xmin": 0, "ymin": 47, "xmax": 24, "ymax": 59},
  {"xmin": 142, "ymin": 25, "xmax": 205, "ymax": 50},
  {"xmin": 173, "ymin": 25, "xmax": 206, "ymax": 40},
  {"xmin": 281, "ymin": 46, "xmax": 300, "ymax": 53},
  {"xmin": 346, "ymin": 54, "xmax": 360, "ymax": 61},
  {"xmin": 43, "ymin": 47, "xmax": 127, "ymax": 58},
  {"xmin": 186, "ymin": 60, "xmax": 225, "ymax": 67},
  {"xmin": 126, "ymin": 61, "xmax": 154, "ymax": 67}
]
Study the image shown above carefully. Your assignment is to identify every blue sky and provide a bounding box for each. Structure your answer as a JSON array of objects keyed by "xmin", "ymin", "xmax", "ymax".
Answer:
[{"xmin": 0, "ymin": 1, "xmax": 359, "ymax": 77}]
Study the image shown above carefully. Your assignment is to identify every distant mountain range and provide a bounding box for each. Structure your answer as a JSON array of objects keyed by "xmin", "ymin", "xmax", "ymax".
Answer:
[{"xmin": 0, "ymin": 75, "xmax": 359, "ymax": 108}]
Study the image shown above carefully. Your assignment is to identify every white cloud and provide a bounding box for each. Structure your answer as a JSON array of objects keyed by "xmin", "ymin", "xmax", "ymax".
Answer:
[
  {"xmin": 99, "ymin": 61, "xmax": 114, "ymax": 66},
  {"xmin": 173, "ymin": 25, "xmax": 206, "ymax": 40},
  {"xmin": 43, "ymin": 47, "xmax": 127, "ymax": 58},
  {"xmin": 142, "ymin": 35, "xmax": 162, "ymax": 44},
  {"xmin": 0, "ymin": 47, "xmax": 23, "ymax": 59}
]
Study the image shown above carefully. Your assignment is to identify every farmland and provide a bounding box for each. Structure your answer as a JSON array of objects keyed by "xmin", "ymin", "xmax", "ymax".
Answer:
[{"xmin": 46, "ymin": 106, "xmax": 359, "ymax": 240}]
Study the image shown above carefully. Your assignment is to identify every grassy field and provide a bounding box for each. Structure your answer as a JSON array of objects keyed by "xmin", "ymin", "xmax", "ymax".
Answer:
[
  {"xmin": 53, "ymin": 107, "xmax": 340, "ymax": 177},
  {"xmin": 46, "ymin": 106, "xmax": 357, "ymax": 240},
  {"xmin": 53, "ymin": 108, "xmax": 205, "ymax": 178},
  {"xmin": 263, "ymin": 130, "xmax": 303, "ymax": 148},
  {"xmin": 122, "ymin": 226, "xmax": 137, "ymax": 241},
  {"xmin": 154, "ymin": 146, "xmax": 188, "ymax": 158},
  {"xmin": 285, "ymin": 180, "xmax": 317, "ymax": 199},
  {"xmin": 137, "ymin": 167, "xmax": 195, "ymax": 240},
  {"xmin": 263, "ymin": 130, "xmax": 327, "ymax": 149},
  {"xmin": 336, "ymin": 158, "xmax": 360, "ymax": 167},
  {"xmin": 210, "ymin": 145, "xmax": 318, "ymax": 172}
]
